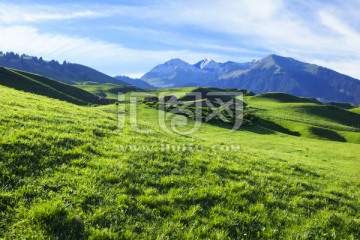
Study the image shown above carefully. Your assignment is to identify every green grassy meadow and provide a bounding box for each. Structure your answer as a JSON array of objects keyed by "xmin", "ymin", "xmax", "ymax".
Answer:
[{"xmin": 0, "ymin": 85, "xmax": 360, "ymax": 239}]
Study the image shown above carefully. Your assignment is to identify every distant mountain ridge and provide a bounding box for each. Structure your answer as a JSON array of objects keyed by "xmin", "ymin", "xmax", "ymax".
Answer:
[
  {"xmin": 115, "ymin": 75, "xmax": 155, "ymax": 89},
  {"xmin": 0, "ymin": 51, "xmax": 128, "ymax": 86},
  {"xmin": 0, "ymin": 67, "xmax": 106, "ymax": 105},
  {"xmin": 140, "ymin": 55, "xmax": 360, "ymax": 104}
]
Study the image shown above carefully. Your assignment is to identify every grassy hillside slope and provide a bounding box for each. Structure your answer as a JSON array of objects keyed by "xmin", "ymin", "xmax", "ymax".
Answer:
[
  {"xmin": 246, "ymin": 93, "xmax": 360, "ymax": 143},
  {"xmin": 0, "ymin": 67, "xmax": 101, "ymax": 105},
  {"xmin": 0, "ymin": 86, "xmax": 359, "ymax": 239}
]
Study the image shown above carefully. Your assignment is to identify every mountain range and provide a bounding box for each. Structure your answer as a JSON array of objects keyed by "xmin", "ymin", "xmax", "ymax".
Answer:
[
  {"xmin": 140, "ymin": 55, "xmax": 360, "ymax": 104},
  {"xmin": 1, "ymin": 51, "xmax": 360, "ymax": 104},
  {"xmin": 0, "ymin": 52, "xmax": 128, "ymax": 85}
]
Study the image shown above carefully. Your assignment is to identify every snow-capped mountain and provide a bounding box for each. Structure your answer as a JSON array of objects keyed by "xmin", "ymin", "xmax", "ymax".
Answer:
[
  {"xmin": 141, "ymin": 58, "xmax": 255, "ymax": 88},
  {"xmin": 194, "ymin": 58, "xmax": 220, "ymax": 71},
  {"xmin": 141, "ymin": 58, "xmax": 218, "ymax": 88},
  {"xmin": 140, "ymin": 55, "xmax": 360, "ymax": 104}
]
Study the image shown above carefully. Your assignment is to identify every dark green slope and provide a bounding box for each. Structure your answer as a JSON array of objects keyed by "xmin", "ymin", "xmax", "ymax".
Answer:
[
  {"xmin": 0, "ymin": 52, "xmax": 129, "ymax": 85},
  {"xmin": 0, "ymin": 67, "xmax": 101, "ymax": 105}
]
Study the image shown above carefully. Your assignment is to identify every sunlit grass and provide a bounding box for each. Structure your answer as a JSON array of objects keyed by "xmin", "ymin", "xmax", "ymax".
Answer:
[{"xmin": 0, "ymin": 86, "xmax": 359, "ymax": 239}]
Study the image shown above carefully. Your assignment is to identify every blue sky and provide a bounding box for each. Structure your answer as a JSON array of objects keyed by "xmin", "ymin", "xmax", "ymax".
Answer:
[{"xmin": 1, "ymin": 0, "xmax": 360, "ymax": 79}]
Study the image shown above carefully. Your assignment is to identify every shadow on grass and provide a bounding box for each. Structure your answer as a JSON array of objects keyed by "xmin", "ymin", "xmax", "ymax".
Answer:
[
  {"xmin": 299, "ymin": 105, "xmax": 360, "ymax": 128},
  {"xmin": 258, "ymin": 119, "xmax": 301, "ymax": 136},
  {"xmin": 241, "ymin": 125, "xmax": 277, "ymax": 135},
  {"xmin": 309, "ymin": 127, "xmax": 347, "ymax": 142}
]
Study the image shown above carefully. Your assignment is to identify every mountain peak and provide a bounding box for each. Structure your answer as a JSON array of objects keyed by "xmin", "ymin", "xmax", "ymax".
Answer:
[
  {"xmin": 258, "ymin": 54, "xmax": 319, "ymax": 73},
  {"xmin": 257, "ymin": 54, "xmax": 295, "ymax": 69},
  {"xmin": 262, "ymin": 54, "xmax": 298, "ymax": 64},
  {"xmin": 161, "ymin": 58, "xmax": 194, "ymax": 69},
  {"xmin": 141, "ymin": 58, "xmax": 202, "ymax": 82},
  {"xmin": 194, "ymin": 58, "xmax": 219, "ymax": 70},
  {"xmin": 202, "ymin": 57, "xmax": 213, "ymax": 64},
  {"xmin": 165, "ymin": 58, "xmax": 188, "ymax": 65},
  {"xmin": 262, "ymin": 54, "xmax": 280, "ymax": 62}
]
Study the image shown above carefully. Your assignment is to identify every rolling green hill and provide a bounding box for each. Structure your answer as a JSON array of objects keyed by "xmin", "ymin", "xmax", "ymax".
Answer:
[
  {"xmin": 0, "ymin": 67, "xmax": 101, "ymax": 105},
  {"xmin": 246, "ymin": 92, "xmax": 360, "ymax": 143},
  {"xmin": 0, "ymin": 52, "xmax": 129, "ymax": 85},
  {"xmin": 0, "ymin": 85, "xmax": 359, "ymax": 239}
]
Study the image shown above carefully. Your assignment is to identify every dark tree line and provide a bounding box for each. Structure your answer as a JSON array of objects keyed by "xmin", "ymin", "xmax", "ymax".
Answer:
[{"xmin": 0, "ymin": 51, "xmax": 69, "ymax": 66}]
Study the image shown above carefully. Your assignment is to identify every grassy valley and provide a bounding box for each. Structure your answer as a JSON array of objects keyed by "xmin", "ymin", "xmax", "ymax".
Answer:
[{"xmin": 0, "ymin": 85, "xmax": 359, "ymax": 239}]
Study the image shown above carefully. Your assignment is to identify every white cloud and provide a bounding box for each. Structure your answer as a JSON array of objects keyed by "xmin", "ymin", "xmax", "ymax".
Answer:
[
  {"xmin": 304, "ymin": 58, "xmax": 360, "ymax": 81},
  {"xmin": 319, "ymin": 11, "xmax": 360, "ymax": 54},
  {"xmin": 99, "ymin": 0, "xmax": 359, "ymax": 58},
  {"xmin": 0, "ymin": 25, "xmax": 231, "ymax": 76},
  {"xmin": 126, "ymin": 0, "xmax": 360, "ymax": 78},
  {"xmin": 0, "ymin": 3, "xmax": 112, "ymax": 23},
  {"xmin": 1, "ymin": 1, "xmax": 360, "ymax": 79},
  {"xmin": 148, "ymin": 1, "xmax": 354, "ymax": 55}
]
